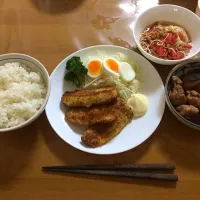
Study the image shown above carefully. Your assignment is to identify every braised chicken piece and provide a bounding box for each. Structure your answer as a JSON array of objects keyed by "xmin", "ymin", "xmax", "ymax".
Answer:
[
  {"xmin": 186, "ymin": 90, "xmax": 200, "ymax": 109},
  {"xmin": 176, "ymin": 105, "xmax": 199, "ymax": 117},
  {"xmin": 169, "ymin": 76, "xmax": 187, "ymax": 106}
]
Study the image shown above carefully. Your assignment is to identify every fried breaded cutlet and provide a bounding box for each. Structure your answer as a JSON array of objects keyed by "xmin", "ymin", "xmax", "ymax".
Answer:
[
  {"xmin": 61, "ymin": 87, "xmax": 117, "ymax": 108},
  {"xmin": 65, "ymin": 104, "xmax": 116, "ymax": 125},
  {"xmin": 81, "ymin": 98, "xmax": 133, "ymax": 147}
]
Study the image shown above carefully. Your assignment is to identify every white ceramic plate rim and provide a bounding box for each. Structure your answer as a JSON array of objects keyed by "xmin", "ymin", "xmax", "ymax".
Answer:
[{"xmin": 46, "ymin": 45, "xmax": 165, "ymax": 155}]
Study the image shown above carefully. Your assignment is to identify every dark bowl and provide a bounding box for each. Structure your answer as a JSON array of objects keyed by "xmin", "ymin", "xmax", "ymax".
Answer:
[{"xmin": 165, "ymin": 58, "xmax": 200, "ymax": 130}]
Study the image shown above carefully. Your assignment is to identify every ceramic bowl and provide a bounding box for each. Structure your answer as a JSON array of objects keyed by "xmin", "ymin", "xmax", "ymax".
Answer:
[
  {"xmin": 133, "ymin": 4, "xmax": 200, "ymax": 65},
  {"xmin": 0, "ymin": 53, "xmax": 50, "ymax": 132},
  {"xmin": 165, "ymin": 58, "xmax": 200, "ymax": 130}
]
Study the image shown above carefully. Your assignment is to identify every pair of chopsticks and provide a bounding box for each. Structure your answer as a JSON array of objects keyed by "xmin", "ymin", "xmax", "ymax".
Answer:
[{"xmin": 42, "ymin": 163, "xmax": 178, "ymax": 182}]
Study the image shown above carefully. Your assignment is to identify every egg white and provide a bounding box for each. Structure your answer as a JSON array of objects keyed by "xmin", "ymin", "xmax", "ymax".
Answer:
[{"xmin": 118, "ymin": 62, "xmax": 135, "ymax": 82}]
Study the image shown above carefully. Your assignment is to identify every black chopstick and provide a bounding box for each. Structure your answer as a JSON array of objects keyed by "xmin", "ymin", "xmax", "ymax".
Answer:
[
  {"xmin": 42, "ymin": 163, "xmax": 176, "ymax": 171},
  {"xmin": 42, "ymin": 163, "xmax": 177, "ymax": 182},
  {"xmin": 42, "ymin": 168, "xmax": 178, "ymax": 182}
]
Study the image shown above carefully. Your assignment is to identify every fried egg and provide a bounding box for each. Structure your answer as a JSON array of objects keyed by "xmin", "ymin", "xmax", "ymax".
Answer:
[
  {"xmin": 103, "ymin": 57, "xmax": 120, "ymax": 77},
  {"xmin": 87, "ymin": 58, "xmax": 102, "ymax": 78}
]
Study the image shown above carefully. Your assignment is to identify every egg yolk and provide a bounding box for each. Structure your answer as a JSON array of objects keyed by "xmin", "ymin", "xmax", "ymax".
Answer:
[
  {"xmin": 106, "ymin": 59, "xmax": 119, "ymax": 73},
  {"xmin": 88, "ymin": 60, "xmax": 102, "ymax": 76}
]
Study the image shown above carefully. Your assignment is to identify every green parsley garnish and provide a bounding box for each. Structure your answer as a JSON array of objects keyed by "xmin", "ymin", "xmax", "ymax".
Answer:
[{"xmin": 64, "ymin": 56, "xmax": 88, "ymax": 87}]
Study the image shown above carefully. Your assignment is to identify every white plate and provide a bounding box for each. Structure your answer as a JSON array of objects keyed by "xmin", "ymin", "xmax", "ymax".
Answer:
[{"xmin": 45, "ymin": 45, "xmax": 165, "ymax": 155}]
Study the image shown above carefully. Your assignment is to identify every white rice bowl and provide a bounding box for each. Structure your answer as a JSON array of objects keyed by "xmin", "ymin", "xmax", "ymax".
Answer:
[{"xmin": 0, "ymin": 62, "xmax": 47, "ymax": 129}]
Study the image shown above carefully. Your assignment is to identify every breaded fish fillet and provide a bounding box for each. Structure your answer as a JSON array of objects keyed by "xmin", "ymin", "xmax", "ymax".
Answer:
[
  {"xmin": 81, "ymin": 98, "xmax": 133, "ymax": 147},
  {"xmin": 65, "ymin": 104, "xmax": 116, "ymax": 125},
  {"xmin": 61, "ymin": 87, "xmax": 117, "ymax": 108}
]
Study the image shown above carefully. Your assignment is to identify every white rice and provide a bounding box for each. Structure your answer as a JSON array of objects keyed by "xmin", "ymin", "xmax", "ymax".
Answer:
[{"xmin": 0, "ymin": 62, "xmax": 47, "ymax": 129}]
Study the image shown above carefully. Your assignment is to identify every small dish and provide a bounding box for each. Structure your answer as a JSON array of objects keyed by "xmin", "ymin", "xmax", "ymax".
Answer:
[
  {"xmin": 45, "ymin": 45, "xmax": 165, "ymax": 155},
  {"xmin": 0, "ymin": 53, "xmax": 50, "ymax": 132},
  {"xmin": 165, "ymin": 58, "xmax": 200, "ymax": 130},
  {"xmin": 133, "ymin": 4, "xmax": 200, "ymax": 65}
]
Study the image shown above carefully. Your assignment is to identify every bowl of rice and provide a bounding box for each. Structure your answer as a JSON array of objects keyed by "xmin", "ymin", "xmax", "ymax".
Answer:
[
  {"xmin": 0, "ymin": 53, "xmax": 50, "ymax": 132},
  {"xmin": 133, "ymin": 4, "xmax": 200, "ymax": 65}
]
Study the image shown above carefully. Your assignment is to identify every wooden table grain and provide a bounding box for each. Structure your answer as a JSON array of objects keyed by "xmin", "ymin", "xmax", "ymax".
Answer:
[{"xmin": 0, "ymin": 0, "xmax": 200, "ymax": 199}]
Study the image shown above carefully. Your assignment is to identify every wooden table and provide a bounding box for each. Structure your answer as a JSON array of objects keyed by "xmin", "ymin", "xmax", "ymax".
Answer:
[{"xmin": 0, "ymin": 0, "xmax": 200, "ymax": 199}]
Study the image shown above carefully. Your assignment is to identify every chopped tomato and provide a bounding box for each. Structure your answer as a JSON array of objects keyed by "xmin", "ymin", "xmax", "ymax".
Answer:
[
  {"xmin": 153, "ymin": 46, "xmax": 158, "ymax": 51},
  {"xmin": 179, "ymin": 32, "xmax": 185, "ymax": 40},
  {"xmin": 162, "ymin": 51, "xmax": 168, "ymax": 58},
  {"xmin": 157, "ymin": 46, "xmax": 165, "ymax": 57},
  {"xmin": 176, "ymin": 52, "xmax": 185, "ymax": 59},
  {"xmin": 159, "ymin": 50, "xmax": 168, "ymax": 58},
  {"xmin": 150, "ymin": 43, "xmax": 158, "ymax": 51},
  {"xmin": 169, "ymin": 48, "xmax": 177, "ymax": 59},
  {"xmin": 184, "ymin": 43, "xmax": 192, "ymax": 49},
  {"xmin": 157, "ymin": 47, "xmax": 168, "ymax": 58},
  {"xmin": 171, "ymin": 34, "xmax": 177, "ymax": 43},
  {"xmin": 165, "ymin": 33, "xmax": 172, "ymax": 43}
]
